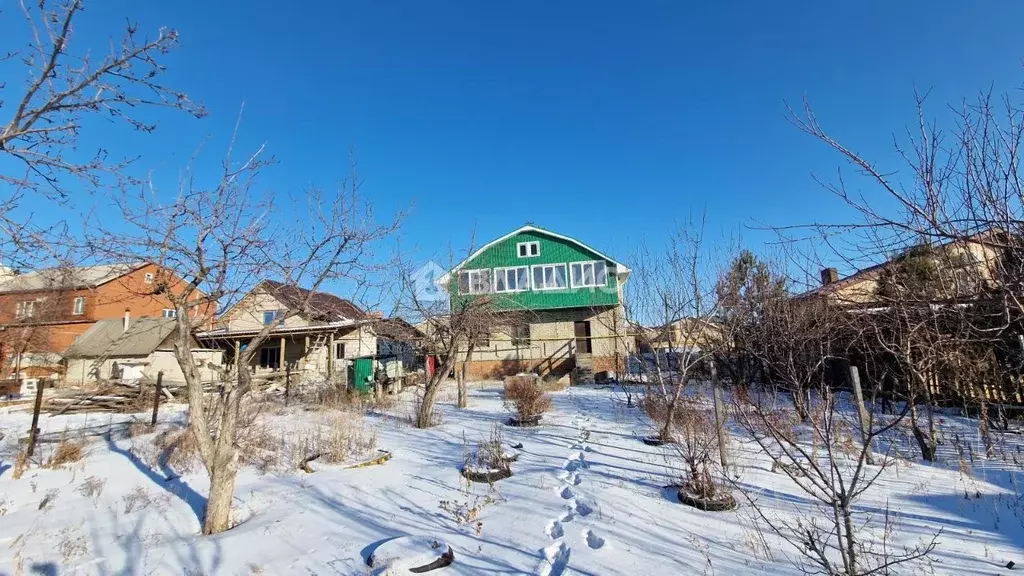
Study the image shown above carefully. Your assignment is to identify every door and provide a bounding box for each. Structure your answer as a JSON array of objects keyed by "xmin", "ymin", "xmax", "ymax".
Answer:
[{"xmin": 574, "ymin": 321, "xmax": 592, "ymax": 354}]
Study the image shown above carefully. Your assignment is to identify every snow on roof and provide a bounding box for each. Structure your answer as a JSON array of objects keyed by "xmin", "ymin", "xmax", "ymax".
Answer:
[{"xmin": 0, "ymin": 262, "xmax": 147, "ymax": 293}]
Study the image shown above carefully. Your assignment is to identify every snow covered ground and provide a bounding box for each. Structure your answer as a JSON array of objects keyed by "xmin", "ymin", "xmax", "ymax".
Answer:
[{"xmin": 1, "ymin": 383, "xmax": 1022, "ymax": 575}]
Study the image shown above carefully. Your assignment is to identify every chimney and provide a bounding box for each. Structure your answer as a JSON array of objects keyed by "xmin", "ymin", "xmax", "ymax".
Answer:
[
  {"xmin": 820, "ymin": 267, "xmax": 839, "ymax": 287},
  {"xmin": 123, "ymin": 308, "xmax": 130, "ymax": 332}
]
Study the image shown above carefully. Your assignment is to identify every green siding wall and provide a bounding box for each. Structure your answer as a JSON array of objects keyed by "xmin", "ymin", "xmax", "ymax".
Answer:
[{"xmin": 451, "ymin": 230, "xmax": 621, "ymax": 311}]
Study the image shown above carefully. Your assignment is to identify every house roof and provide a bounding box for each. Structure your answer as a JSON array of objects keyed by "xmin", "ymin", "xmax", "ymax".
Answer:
[
  {"xmin": 0, "ymin": 262, "xmax": 148, "ymax": 294},
  {"xmin": 260, "ymin": 279, "xmax": 367, "ymax": 321},
  {"xmin": 65, "ymin": 317, "xmax": 178, "ymax": 358},
  {"xmin": 439, "ymin": 224, "xmax": 631, "ymax": 284},
  {"xmin": 372, "ymin": 317, "xmax": 425, "ymax": 341}
]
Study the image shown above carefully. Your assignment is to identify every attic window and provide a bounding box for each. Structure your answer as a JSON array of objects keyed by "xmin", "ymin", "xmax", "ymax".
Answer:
[
  {"xmin": 263, "ymin": 310, "xmax": 285, "ymax": 325},
  {"xmin": 162, "ymin": 309, "xmax": 177, "ymax": 318},
  {"xmin": 144, "ymin": 273, "xmax": 154, "ymax": 283},
  {"xmin": 517, "ymin": 242, "xmax": 540, "ymax": 258}
]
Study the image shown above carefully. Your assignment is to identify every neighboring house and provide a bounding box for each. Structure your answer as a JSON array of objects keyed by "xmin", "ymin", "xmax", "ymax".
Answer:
[
  {"xmin": 196, "ymin": 280, "xmax": 376, "ymax": 379},
  {"xmin": 0, "ymin": 262, "xmax": 215, "ymax": 382},
  {"xmin": 640, "ymin": 318, "xmax": 722, "ymax": 353},
  {"xmin": 64, "ymin": 317, "xmax": 222, "ymax": 386},
  {"xmin": 444, "ymin": 224, "xmax": 632, "ymax": 382},
  {"xmin": 801, "ymin": 231, "xmax": 1004, "ymax": 305}
]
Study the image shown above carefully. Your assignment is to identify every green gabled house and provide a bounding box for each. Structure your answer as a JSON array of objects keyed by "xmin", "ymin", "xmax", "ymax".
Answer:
[{"xmin": 443, "ymin": 224, "xmax": 633, "ymax": 383}]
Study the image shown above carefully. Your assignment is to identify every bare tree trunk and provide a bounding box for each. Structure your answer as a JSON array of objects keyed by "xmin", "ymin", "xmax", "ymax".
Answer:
[
  {"xmin": 456, "ymin": 367, "xmax": 466, "ymax": 409},
  {"xmin": 203, "ymin": 450, "xmax": 239, "ymax": 534},
  {"xmin": 909, "ymin": 403, "xmax": 936, "ymax": 462}
]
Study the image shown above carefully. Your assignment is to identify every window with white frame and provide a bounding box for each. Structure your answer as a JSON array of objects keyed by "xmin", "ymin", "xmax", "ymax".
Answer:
[
  {"xmin": 517, "ymin": 241, "xmax": 540, "ymax": 258},
  {"xmin": 72, "ymin": 296, "xmax": 86, "ymax": 315},
  {"xmin": 144, "ymin": 272, "xmax": 154, "ymax": 283},
  {"xmin": 494, "ymin": 266, "xmax": 529, "ymax": 293},
  {"xmin": 532, "ymin": 264, "xmax": 567, "ymax": 290},
  {"xmin": 15, "ymin": 300, "xmax": 34, "ymax": 319},
  {"xmin": 570, "ymin": 261, "xmax": 608, "ymax": 288},
  {"xmin": 263, "ymin": 309, "xmax": 285, "ymax": 325},
  {"xmin": 162, "ymin": 308, "xmax": 177, "ymax": 318},
  {"xmin": 335, "ymin": 342, "xmax": 346, "ymax": 360},
  {"xmin": 458, "ymin": 269, "xmax": 492, "ymax": 294}
]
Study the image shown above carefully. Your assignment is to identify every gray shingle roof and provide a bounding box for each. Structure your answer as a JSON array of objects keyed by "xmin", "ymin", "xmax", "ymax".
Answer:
[
  {"xmin": 0, "ymin": 262, "xmax": 147, "ymax": 293},
  {"xmin": 64, "ymin": 317, "xmax": 178, "ymax": 358}
]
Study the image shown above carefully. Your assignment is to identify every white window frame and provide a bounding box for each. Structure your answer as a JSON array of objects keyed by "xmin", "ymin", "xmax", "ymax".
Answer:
[
  {"xmin": 517, "ymin": 241, "xmax": 540, "ymax": 258},
  {"xmin": 162, "ymin": 308, "xmax": 177, "ymax": 318},
  {"xmin": 144, "ymin": 272, "xmax": 154, "ymax": 284},
  {"xmin": 458, "ymin": 269, "xmax": 492, "ymax": 295},
  {"xmin": 531, "ymin": 263, "xmax": 568, "ymax": 291},
  {"xmin": 570, "ymin": 260, "xmax": 609, "ymax": 289},
  {"xmin": 72, "ymin": 296, "xmax": 86, "ymax": 315},
  {"xmin": 493, "ymin": 266, "xmax": 530, "ymax": 293}
]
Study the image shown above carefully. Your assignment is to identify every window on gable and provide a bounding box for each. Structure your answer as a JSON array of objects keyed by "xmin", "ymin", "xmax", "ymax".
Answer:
[
  {"xmin": 494, "ymin": 266, "xmax": 529, "ymax": 293},
  {"xmin": 570, "ymin": 261, "xmax": 608, "ymax": 288},
  {"xmin": 162, "ymin": 308, "xmax": 177, "ymax": 318},
  {"xmin": 457, "ymin": 269, "xmax": 492, "ymax": 295},
  {"xmin": 517, "ymin": 241, "xmax": 540, "ymax": 258},
  {"xmin": 72, "ymin": 296, "xmax": 86, "ymax": 315},
  {"xmin": 532, "ymin": 264, "xmax": 567, "ymax": 290},
  {"xmin": 144, "ymin": 273, "xmax": 154, "ymax": 283},
  {"xmin": 263, "ymin": 309, "xmax": 285, "ymax": 325}
]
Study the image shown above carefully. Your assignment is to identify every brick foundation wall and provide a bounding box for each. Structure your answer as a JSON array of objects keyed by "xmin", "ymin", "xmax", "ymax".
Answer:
[{"xmin": 465, "ymin": 356, "xmax": 622, "ymax": 382}]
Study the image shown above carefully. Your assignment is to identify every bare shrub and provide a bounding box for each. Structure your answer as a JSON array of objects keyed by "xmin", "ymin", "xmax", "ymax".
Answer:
[
  {"xmin": 77, "ymin": 476, "xmax": 106, "ymax": 501},
  {"xmin": 38, "ymin": 488, "xmax": 59, "ymax": 511},
  {"xmin": 128, "ymin": 421, "xmax": 153, "ymax": 438},
  {"xmin": 57, "ymin": 526, "xmax": 87, "ymax": 563},
  {"xmin": 640, "ymin": 392, "xmax": 684, "ymax": 442},
  {"xmin": 153, "ymin": 426, "xmax": 199, "ymax": 475},
  {"xmin": 12, "ymin": 450, "xmax": 28, "ymax": 480},
  {"xmin": 292, "ymin": 414, "xmax": 378, "ymax": 470},
  {"xmin": 503, "ymin": 377, "xmax": 551, "ymax": 421},
  {"xmin": 123, "ymin": 486, "xmax": 152, "ymax": 514},
  {"xmin": 671, "ymin": 393, "xmax": 730, "ymax": 502},
  {"xmin": 465, "ymin": 424, "xmax": 512, "ymax": 474},
  {"xmin": 0, "ymin": 494, "xmax": 8, "ymax": 516},
  {"xmin": 46, "ymin": 439, "xmax": 85, "ymax": 468}
]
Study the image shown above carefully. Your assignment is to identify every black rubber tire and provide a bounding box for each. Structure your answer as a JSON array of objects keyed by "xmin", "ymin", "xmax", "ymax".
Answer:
[
  {"xmin": 508, "ymin": 415, "xmax": 542, "ymax": 427},
  {"xmin": 640, "ymin": 435, "xmax": 674, "ymax": 446},
  {"xmin": 677, "ymin": 488, "xmax": 737, "ymax": 512},
  {"xmin": 461, "ymin": 466, "xmax": 513, "ymax": 483},
  {"xmin": 408, "ymin": 546, "xmax": 455, "ymax": 573}
]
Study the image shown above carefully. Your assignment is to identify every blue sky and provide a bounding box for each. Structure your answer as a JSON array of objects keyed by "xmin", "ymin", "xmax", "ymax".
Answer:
[{"xmin": 5, "ymin": 0, "xmax": 1024, "ymax": 289}]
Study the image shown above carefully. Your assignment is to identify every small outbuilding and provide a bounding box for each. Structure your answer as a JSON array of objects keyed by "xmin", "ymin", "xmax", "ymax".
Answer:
[{"xmin": 64, "ymin": 316, "xmax": 222, "ymax": 386}]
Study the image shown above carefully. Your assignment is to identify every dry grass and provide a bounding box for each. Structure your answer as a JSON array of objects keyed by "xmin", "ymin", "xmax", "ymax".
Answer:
[
  {"xmin": 152, "ymin": 426, "xmax": 200, "ymax": 474},
  {"xmin": 123, "ymin": 486, "xmax": 153, "ymax": 514},
  {"xmin": 38, "ymin": 488, "xmax": 59, "ymax": 511},
  {"xmin": 77, "ymin": 476, "xmax": 106, "ymax": 501},
  {"xmin": 46, "ymin": 439, "xmax": 86, "ymax": 468},
  {"xmin": 128, "ymin": 421, "xmax": 154, "ymax": 438},
  {"xmin": 503, "ymin": 377, "xmax": 552, "ymax": 420},
  {"xmin": 12, "ymin": 450, "xmax": 28, "ymax": 479}
]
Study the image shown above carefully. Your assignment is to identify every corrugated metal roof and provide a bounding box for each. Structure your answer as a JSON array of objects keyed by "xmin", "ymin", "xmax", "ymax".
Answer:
[
  {"xmin": 65, "ymin": 317, "xmax": 178, "ymax": 358},
  {"xmin": 0, "ymin": 262, "xmax": 147, "ymax": 293}
]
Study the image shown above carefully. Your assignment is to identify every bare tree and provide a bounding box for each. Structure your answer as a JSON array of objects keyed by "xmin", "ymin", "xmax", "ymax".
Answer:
[
  {"xmin": 399, "ymin": 258, "xmax": 522, "ymax": 425},
  {"xmin": 91, "ymin": 138, "xmax": 400, "ymax": 534},
  {"xmin": 733, "ymin": 364, "xmax": 938, "ymax": 575},
  {"xmin": 1, "ymin": 0, "xmax": 204, "ymax": 262},
  {"xmin": 628, "ymin": 220, "xmax": 722, "ymax": 442}
]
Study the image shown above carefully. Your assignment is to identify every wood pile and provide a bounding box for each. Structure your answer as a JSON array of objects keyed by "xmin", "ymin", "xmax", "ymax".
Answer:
[{"xmin": 42, "ymin": 382, "xmax": 157, "ymax": 414}]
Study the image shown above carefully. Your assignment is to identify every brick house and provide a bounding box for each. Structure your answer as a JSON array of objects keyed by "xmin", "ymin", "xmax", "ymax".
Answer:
[
  {"xmin": 0, "ymin": 262, "xmax": 215, "ymax": 382},
  {"xmin": 443, "ymin": 225, "xmax": 633, "ymax": 383}
]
